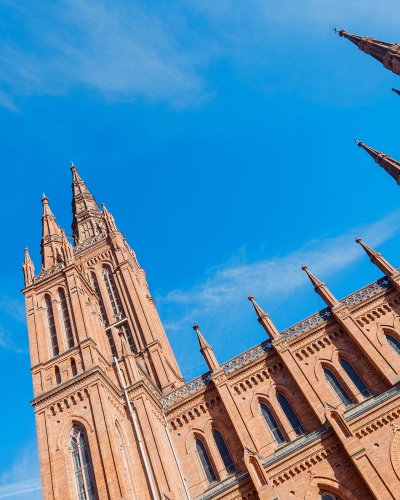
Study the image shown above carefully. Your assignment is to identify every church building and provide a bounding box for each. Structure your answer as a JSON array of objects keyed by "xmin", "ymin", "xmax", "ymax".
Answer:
[{"xmin": 22, "ymin": 31, "xmax": 400, "ymax": 499}]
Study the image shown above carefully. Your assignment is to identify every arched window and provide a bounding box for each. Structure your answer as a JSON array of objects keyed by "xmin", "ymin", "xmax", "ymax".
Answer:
[
  {"xmin": 320, "ymin": 492, "xmax": 342, "ymax": 500},
  {"xmin": 107, "ymin": 331, "xmax": 118, "ymax": 359},
  {"xmin": 91, "ymin": 272, "xmax": 108, "ymax": 326},
  {"xmin": 387, "ymin": 334, "xmax": 400, "ymax": 355},
  {"xmin": 212, "ymin": 429, "xmax": 235, "ymax": 474},
  {"xmin": 45, "ymin": 295, "xmax": 59, "ymax": 356},
  {"xmin": 277, "ymin": 394, "xmax": 304, "ymax": 436},
  {"xmin": 340, "ymin": 358, "xmax": 370, "ymax": 398},
  {"xmin": 196, "ymin": 439, "xmax": 216, "ymax": 484},
  {"xmin": 70, "ymin": 426, "xmax": 97, "ymax": 500},
  {"xmin": 120, "ymin": 323, "xmax": 136, "ymax": 353},
  {"xmin": 71, "ymin": 358, "xmax": 78, "ymax": 377},
  {"xmin": 324, "ymin": 368, "xmax": 353, "ymax": 407},
  {"xmin": 260, "ymin": 403, "xmax": 286, "ymax": 444},
  {"xmin": 55, "ymin": 366, "xmax": 61, "ymax": 385},
  {"xmin": 116, "ymin": 424, "xmax": 134, "ymax": 496},
  {"xmin": 59, "ymin": 288, "xmax": 74, "ymax": 349},
  {"xmin": 102, "ymin": 267, "xmax": 123, "ymax": 318}
]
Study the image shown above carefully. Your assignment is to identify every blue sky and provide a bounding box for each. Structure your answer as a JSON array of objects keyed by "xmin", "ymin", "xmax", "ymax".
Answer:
[{"xmin": 1, "ymin": 1, "xmax": 400, "ymax": 497}]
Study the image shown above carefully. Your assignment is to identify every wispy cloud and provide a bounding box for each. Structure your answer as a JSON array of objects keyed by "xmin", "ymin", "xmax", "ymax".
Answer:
[
  {"xmin": 1, "ymin": 0, "xmax": 400, "ymax": 110},
  {"xmin": 0, "ymin": 444, "xmax": 41, "ymax": 499},
  {"xmin": 160, "ymin": 210, "xmax": 400, "ymax": 337}
]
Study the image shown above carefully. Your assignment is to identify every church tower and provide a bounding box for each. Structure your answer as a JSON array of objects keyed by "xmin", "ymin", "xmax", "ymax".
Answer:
[{"xmin": 23, "ymin": 165, "xmax": 186, "ymax": 499}]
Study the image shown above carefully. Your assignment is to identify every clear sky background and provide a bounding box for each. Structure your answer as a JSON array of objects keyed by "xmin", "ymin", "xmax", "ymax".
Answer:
[{"xmin": 1, "ymin": 1, "xmax": 400, "ymax": 498}]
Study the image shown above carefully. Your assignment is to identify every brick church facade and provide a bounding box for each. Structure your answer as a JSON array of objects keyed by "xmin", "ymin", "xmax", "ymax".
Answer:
[{"xmin": 22, "ymin": 31, "xmax": 400, "ymax": 499}]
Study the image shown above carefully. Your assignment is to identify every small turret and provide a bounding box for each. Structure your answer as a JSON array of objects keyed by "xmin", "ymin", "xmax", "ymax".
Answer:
[
  {"xmin": 102, "ymin": 203, "xmax": 118, "ymax": 233},
  {"xmin": 338, "ymin": 30, "xmax": 400, "ymax": 76},
  {"xmin": 301, "ymin": 265, "xmax": 339, "ymax": 308},
  {"xmin": 248, "ymin": 295, "xmax": 279, "ymax": 340},
  {"xmin": 193, "ymin": 323, "xmax": 221, "ymax": 373},
  {"xmin": 40, "ymin": 194, "xmax": 64, "ymax": 270},
  {"xmin": 355, "ymin": 237, "xmax": 397, "ymax": 277},
  {"xmin": 22, "ymin": 248, "xmax": 35, "ymax": 287},
  {"xmin": 357, "ymin": 141, "xmax": 400, "ymax": 185}
]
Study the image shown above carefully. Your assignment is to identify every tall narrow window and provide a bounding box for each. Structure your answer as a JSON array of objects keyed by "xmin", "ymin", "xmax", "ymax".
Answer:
[
  {"xmin": 102, "ymin": 267, "xmax": 123, "ymax": 317},
  {"xmin": 340, "ymin": 359, "xmax": 370, "ymax": 398},
  {"xmin": 196, "ymin": 439, "xmax": 216, "ymax": 484},
  {"xmin": 91, "ymin": 272, "xmax": 108, "ymax": 326},
  {"xmin": 55, "ymin": 366, "xmax": 61, "ymax": 385},
  {"xmin": 107, "ymin": 331, "xmax": 118, "ymax": 359},
  {"xmin": 71, "ymin": 358, "xmax": 78, "ymax": 377},
  {"xmin": 59, "ymin": 288, "xmax": 74, "ymax": 349},
  {"xmin": 277, "ymin": 394, "xmax": 304, "ymax": 436},
  {"xmin": 71, "ymin": 426, "xmax": 97, "ymax": 500},
  {"xmin": 261, "ymin": 403, "xmax": 286, "ymax": 444},
  {"xmin": 213, "ymin": 429, "xmax": 235, "ymax": 474},
  {"xmin": 387, "ymin": 334, "xmax": 400, "ymax": 355},
  {"xmin": 121, "ymin": 323, "xmax": 136, "ymax": 353},
  {"xmin": 45, "ymin": 295, "xmax": 59, "ymax": 356},
  {"xmin": 324, "ymin": 368, "xmax": 353, "ymax": 407}
]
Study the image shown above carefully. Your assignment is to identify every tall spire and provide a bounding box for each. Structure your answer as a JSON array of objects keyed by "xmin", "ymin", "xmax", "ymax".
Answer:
[
  {"xmin": 301, "ymin": 265, "xmax": 339, "ymax": 308},
  {"xmin": 357, "ymin": 141, "xmax": 400, "ymax": 185},
  {"xmin": 355, "ymin": 238, "xmax": 397, "ymax": 277},
  {"xmin": 193, "ymin": 323, "xmax": 220, "ymax": 372},
  {"xmin": 22, "ymin": 248, "xmax": 35, "ymax": 287},
  {"xmin": 71, "ymin": 163, "xmax": 106, "ymax": 245},
  {"xmin": 248, "ymin": 295, "xmax": 279, "ymax": 340},
  {"xmin": 338, "ymin": 30, "xmax": 400, "ymax": 76},
  {"xmin": 41, "ymin": 194, "xmax": 64, "ymax": 270}
]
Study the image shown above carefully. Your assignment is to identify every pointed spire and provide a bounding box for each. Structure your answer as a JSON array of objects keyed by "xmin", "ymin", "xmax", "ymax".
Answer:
[
  {"xmin": 22, "ymin": 247, "xmax": 35, "ymax": 286},
  {"xmin": 248, "ymin": 295, "xmax": 279, "ymax": 340},
  {"xmin": 355, "ymin": 237, "xmax": 396, "ymax": 277},
  {"xmin": 41, "ymin": 195, "xmax": 64, "ymax": 270},
  {"xmin": 338, "ymin": 30, "xmax": 400, "ymax": 76},
  {"xmin": 193, "ymin": 323, "xmax": 220, "ymax": 372},
  {"xmin": 301, "ymin": 265, "xmax": 339, "ymax": 308},
  {"xmin": 357, "ymin": 141, "xmax": 400, "ymax": 185},
  {"xmin": 71, "ymin": 163, "xmax": 106, "ymax": 245},
  {"xmin": 61, "ymin": 229, "xmax": 74, "ymax": 265},
  {"xmin": 392, "ymin": 88, "xmax": 400, "ymax": 96},
  {"xmin": 102, "ymin": 203, "xmax": 118, "ymax": 232}
]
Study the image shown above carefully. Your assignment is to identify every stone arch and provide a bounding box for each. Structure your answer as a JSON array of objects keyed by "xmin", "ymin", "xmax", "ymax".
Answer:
[
  {"xmin": 56, "ymin": 415, "xmax": 95, "ymax": 451},
  {"xmin": 305, "ymin": 476, "xmax": 358, "ymax": 500}
]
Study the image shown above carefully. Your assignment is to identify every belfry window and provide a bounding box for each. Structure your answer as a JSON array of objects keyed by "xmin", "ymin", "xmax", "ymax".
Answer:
[
  {"xmin": 45, "ymin": 294, "xmax": 59, "ymax": 356},
  {"xmin": 55, "ymin": 366, "xmax": 61, "ymax": 385},
  {"xmin": 196, "ymin": 439, "xmax": 217, "ymax": 484},
  {"xmin": 340, "ymin": 358, "xmax": 370, "ymax": 398},
  {"xmin": 324, "ymin": 368, "xmax": 353, "ymax": 407},
  {"xmin": 71, "ymin": 358, "xmax": 78, "ymax": 377},
  {"xmin": 120, "ymin": 323, "xmax": 136, "ymax": 353},
  {"xmin": 59, "ymin": 288, "xmax": 74, "ymax": 349},
  {"xmin": 107, "ymin": 331, "xmax": 118, "ymax": 359},
  {"xmin": 70, "ymin": 426, "xmax": 97, "ymax": 500},
  {"xmin": 387, "ymin": 334, "xmax": 400, "ymax": 355},
  {"xmin": 277, "ymin": 394, "xmax": 304, "ymax": 436},
  {"xmin": 212, "ymin": 429, "xmax": 235, "ymax": 474},
  {"xmin": 102, "ymin": 267, "xmax": 123, "ymax": 318},
  {"xmin": 260, "ymin": 403, "xmax": 286, "ymax": 444},
  {"xmin": 91, "ymin": 272, "xmax": 108, "ymax": 326}
]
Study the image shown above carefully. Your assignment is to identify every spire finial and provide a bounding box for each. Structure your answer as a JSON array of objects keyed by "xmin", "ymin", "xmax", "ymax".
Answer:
[
  {"xmin": 193, "ymin": 323, "xmax": 220, "ymax": 372},
  {"xmin": 355, "ymin": 237, "xmax": 396, "ymax": 276},
  {"xmin": 301, "ymin": 264, "xmax": 339, "ymax": 308},
  {"xmin": 392, "ymin": 88, "xmax": 400, "ymax": 96},
  {"xmin": 22, "ymin": 247, "xmax": 35, "ymax": 286},
  {"xmin": 358, "ymin": 141, "xmax": 400, "ymax": 185},
  {"xmin": 248, "ymin": 294, "xmax": 279, "ymax": 340}
]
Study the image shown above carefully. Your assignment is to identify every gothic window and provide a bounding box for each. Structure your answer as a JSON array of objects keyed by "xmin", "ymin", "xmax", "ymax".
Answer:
[
  {"xmin": 102, "ymin": 267, "xmax": 123, "ymax": 318},
  {"xmin": 70, "ymin": 426, "xmax": 97, "ymax": 500},
  {"xmin": 277, "ymin": 394, "xmax": 304, "ymax": 436},
  {"xmin": 45, "ymin": 294, "xmax": 59, "ymax": 356},
  {"xmin": 107, "ymin": 331, "xmax": 118, "ymax": 359},
  {"xmin": 55, "ymin": 365, "xmax": 61, "ymax": 385},
  {"xmin": 212, "ymin": 429, "xmax": 235, "ymax": 474},
  {"xmin": 91, "ymin": 272, "xmax": 108, "ymax": 326},
  {"xmin": 121, "ymin": 323, "xmax": 136, "ymax": 353},
  {"xmin": 59, "ymin": 288, "xmax": 74, "ymax": 349},
  {"xmin": 71, "ymin": 358, "xmax": 78, "ymax": 377},
  {"xmin": 340, "ymin": 358, "xmax": 371, "ymax": 398},
  {"xmin": 260, "ymin": 403, "xmax": 286, "ymax": 444},
  {"xmin": 324, "ymin": 368, "xmax": 353, "ymax": 407},
  {"xmin": 320, "ymin": 492, "xmax": 342, "ymax": 500},
  {"xmin": 387, "ymin": 334, "xmax": 400, "ymax": 355},
  {"xmin": 196, "ymin": 439, "xmax": 217, "ymax": 484}
]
